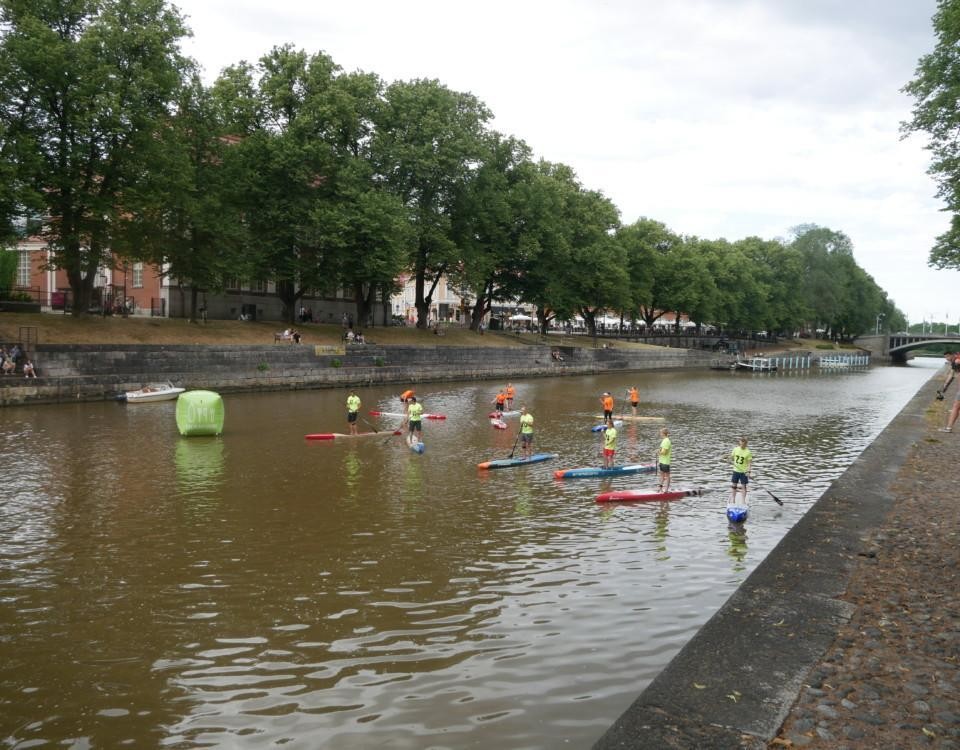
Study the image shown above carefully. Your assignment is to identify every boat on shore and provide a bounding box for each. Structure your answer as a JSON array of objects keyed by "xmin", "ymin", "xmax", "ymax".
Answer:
[
  {"xmin": 734, "ymin": 357, "xmax": 778, "ymax": 372},
  {"xmin": 817, "ymin": 356, "xmax": 853, "ymax": 369},
  {"xmin": 120, "ymin": 382, "xmax": 185, "ymax": 403}
]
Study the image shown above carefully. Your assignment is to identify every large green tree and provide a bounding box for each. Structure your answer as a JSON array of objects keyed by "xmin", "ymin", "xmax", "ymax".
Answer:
[
  {"xmin": 0, "ymin": 0, "xmax": 189, "ymax": 314},
  {"xmin": 374, "ymin": 79, "xmax": 491, "ymax": 328},
  {"xmin": 114, "ymin": 74, "xmax": 251, "ymax": 320},
  {"xmin": 904, "ymin": 0, "xmax": 960, "ymax": 269}
]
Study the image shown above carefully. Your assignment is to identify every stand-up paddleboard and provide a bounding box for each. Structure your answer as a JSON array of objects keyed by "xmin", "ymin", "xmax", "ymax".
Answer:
[
  {"xmin": 590, "ymin": 420, "xmax": 624, "ymax": 432},
  {"xmin": 410, "ymin": 441, "xmax": 426, "ymax": 454},
  {"xmin": 305, "ymin": 430, "xmax": 400, "ymax": 440},
  {"xmin": 488, "ymin": 410, "xmax": 521, "ymax": 419},
  {"xmin": 490, "ymin": 418, "xmax": 508, "ymax": 430},
  {"xmin": 592, "ymin": 414, "xmax": 665, "ymax": 422},
  {"xmin": 477, "ymin": 452, "xmax": 558, "ymax": 470},
  {"xmin": 369, "ymin": 410, "xmax": 446, "ymax": 420},
  {"xmin": 595, "ymin": 487, "xmax": 704, "ymax": 503},
  {"xmin": 554, "ymin": 463, "xmax": 656, "ymax": 479},
  {"xmin": 726, "ymin": 505, "xmax": 749, "ymax": 523}
]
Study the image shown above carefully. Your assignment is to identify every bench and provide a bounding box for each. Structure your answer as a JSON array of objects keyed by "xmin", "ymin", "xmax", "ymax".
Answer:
[{"xmin": 274, "ymin": 332, "xmax": 293, "ymax": 342}]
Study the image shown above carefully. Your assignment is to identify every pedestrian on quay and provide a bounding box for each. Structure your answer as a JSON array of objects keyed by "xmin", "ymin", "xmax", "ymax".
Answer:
[{"xmin": 940, "ymin": 352, "xmax": 960, "ymax": 433}]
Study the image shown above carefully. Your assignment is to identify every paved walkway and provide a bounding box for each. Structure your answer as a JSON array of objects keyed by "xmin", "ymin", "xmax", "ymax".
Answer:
[{"xmin": 770, "ymin": 392, "xmax": 960, "ymax": 748}]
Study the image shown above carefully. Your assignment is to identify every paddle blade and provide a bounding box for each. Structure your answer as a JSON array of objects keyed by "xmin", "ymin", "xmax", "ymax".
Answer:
[{"xmin": 766, "ymin": 489, "xmax": 783, "ymax": 506}]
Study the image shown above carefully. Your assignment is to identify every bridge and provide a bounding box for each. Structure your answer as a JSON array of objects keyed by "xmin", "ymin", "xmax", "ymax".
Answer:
[{"xmin": 854, "ymin": 332, "xmax": 960, "ymax": 363}]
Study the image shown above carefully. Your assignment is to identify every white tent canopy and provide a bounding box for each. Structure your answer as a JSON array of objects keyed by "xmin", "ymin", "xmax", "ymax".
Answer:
[{"xmin": 509, "ymin": 313, "xmax": 533, "ymax": 321}]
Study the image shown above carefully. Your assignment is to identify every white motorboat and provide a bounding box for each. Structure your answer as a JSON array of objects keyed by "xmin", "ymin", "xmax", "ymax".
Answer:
[{"xmin": 121, "ymin": 382, "xmax": 185, "ymax": 403}]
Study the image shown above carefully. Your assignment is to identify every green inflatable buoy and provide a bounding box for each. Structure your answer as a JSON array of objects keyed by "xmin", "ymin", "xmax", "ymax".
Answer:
[{"xmin": 176, "ymin": 390, "xmax": 225, "ymax": 436}]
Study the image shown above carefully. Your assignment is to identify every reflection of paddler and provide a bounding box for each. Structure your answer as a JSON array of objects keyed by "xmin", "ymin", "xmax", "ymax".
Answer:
[{"xmin": 400, "ymin": 389, "xmax": 415, "ymax": 403}]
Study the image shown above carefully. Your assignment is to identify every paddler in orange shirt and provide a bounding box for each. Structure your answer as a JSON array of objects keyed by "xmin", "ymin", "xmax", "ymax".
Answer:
[
  {"xmin": 399, "ymin": 389, "xmax": 415, "ymax": 404},
  {"xmin": 600, "ymin": 391, "xmax": 614, "ymax": 420},
  {"xmin": 493, "ymin": 389, "xmax": 507, "ymax": 414},
  {"xmin": 628, "ymin": 386, "xmax": 640, "ymax": 416},
  {"xmin": 505, "ymin": 383, "xmax": 516, "ymax": 409}
]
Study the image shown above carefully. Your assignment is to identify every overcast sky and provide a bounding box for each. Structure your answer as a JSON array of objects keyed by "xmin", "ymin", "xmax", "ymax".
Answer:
[{"xmin": 173, "ymin": 0, "xmax": 949, "ymax": 326}]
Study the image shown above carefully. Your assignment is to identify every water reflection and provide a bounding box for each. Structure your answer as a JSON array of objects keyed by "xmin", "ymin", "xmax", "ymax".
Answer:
[{"xmin": 0, "ymin": 360, "xmax": 940, "ymax": 749}]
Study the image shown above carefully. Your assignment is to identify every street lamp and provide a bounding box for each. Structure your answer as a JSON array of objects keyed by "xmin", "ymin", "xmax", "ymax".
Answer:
[{"xmin": 875, "ymin": 313, "xmax": 884, "ymax": 335}]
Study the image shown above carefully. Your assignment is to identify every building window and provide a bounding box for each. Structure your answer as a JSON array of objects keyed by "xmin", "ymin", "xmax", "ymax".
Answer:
[
  {"xmin": 132, "ymin": 262, "xmax": 144, "ymax": 288},
  {"xmin": 17, "ymin": 249, "xmax": 30, "ymax": 287},
  {"xmin": 225, "ymin": 277, "xmax": 240, "ymax": 291},
  {"xmin": 249, "ymin": 279, "xmax": 266, "ymax": 293}
]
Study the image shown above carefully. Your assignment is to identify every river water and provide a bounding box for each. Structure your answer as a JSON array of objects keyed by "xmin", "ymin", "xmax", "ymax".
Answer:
[{"xmin": 0, "ymin": 359, "xmax": 939, "ymax": 748}]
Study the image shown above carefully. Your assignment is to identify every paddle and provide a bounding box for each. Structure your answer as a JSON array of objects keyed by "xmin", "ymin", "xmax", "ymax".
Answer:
[
  {"xmin": 750, "ymin": 479, "xmax": 783, "ymax": 506},
  {"xmin": 360, "ymin": 415, "xmax": 379, "ymax": 433},
  {"xmin": 507, "ymin": 427, "xmax": 522, "ymax": 459}
]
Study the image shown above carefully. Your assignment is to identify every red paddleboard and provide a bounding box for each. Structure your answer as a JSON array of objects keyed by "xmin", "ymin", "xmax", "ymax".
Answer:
[
  {"xmin": 595, "ymin": 488, "xmax": 704, "ymax": 503},
  {"xmin": 490, "ymin": 418, "xmax": 507, "ymax": 430},
  {"xmin": 305, "ymin": 430, "xmax": 401, "ymax": 440},
  {"xmin": 369, "ymin": 410, "xmax": 446, "ymax": 420}
]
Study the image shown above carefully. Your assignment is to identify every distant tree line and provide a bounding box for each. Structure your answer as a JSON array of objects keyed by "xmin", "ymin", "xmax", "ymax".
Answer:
[{"xmin": 0, "ymin": 0, "xmax": 906, "ymax": 335}]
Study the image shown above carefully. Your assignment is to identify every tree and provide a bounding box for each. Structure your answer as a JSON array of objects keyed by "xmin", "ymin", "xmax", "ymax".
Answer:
[
  {"xmin": 903, "ymin": 0, "xmax": 960, "ymax": 269},
  {"xmin": 114, "ymin": 74, "xmax": 251, "ymax": 320},
  {"xmin": 451, "ymin": 132, "xmax": 539, "ymax": 331},
  {"xmin": 0, "ymin": 0, "xmax": 190, "ymax": 315},
  {"xmin": 374, "ymin": 79, "xmax": 491, "ymax": 328}
]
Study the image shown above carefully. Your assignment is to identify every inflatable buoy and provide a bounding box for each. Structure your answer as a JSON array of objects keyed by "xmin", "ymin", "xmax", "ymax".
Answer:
[{"xmin": 176, "ymin": 390, "xmax": 225, "ymax": 436}]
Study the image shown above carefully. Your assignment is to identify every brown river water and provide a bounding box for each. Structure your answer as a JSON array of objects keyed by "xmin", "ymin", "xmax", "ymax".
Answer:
[{"xmin": 0, "ymin": 360, "xmax": 939, "ymax": 748}]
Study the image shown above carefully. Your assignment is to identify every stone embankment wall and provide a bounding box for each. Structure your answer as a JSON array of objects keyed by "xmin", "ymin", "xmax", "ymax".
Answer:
[{"xmin": 0, "ymin": 342, "xmax": 713, "ymax": 406}]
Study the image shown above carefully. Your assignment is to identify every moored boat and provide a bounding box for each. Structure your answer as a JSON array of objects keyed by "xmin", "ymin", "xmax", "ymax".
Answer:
[{"xmin": 121, "ymin": 382, "xmax": 185, "ymax": 403}]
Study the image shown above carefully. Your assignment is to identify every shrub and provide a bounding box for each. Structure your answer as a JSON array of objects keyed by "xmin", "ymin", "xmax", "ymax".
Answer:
[
  {"xmin": 374, "ymin": 356, "xmax": 385, "ymax": 367},
  {"xmin": 330, "ymin": 358, "xmax": 342, "ymax": 368},
  {"xmin": 257, "ymin": 361, "xmax": 270, "ymax": 372}
]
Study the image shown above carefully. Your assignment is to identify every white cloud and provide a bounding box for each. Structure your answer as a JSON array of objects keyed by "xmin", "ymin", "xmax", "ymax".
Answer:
[{"xmin": 172, "ymin": 0, "xmax": 953, "ymax": 322}]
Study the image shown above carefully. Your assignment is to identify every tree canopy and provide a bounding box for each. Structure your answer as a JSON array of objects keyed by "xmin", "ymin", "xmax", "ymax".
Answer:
[{"xmin": 0, "ymin": 0, "xmax": 907, "ymax": 334}]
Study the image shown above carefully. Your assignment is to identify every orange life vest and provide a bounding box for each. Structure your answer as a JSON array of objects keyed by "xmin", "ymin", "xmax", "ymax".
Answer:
[{"xmin": 602, "ymin": 395, "xmax": 614, "ymax": 412}]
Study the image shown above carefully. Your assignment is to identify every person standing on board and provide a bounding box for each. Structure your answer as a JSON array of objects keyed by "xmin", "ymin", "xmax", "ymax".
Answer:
[
  {"xmin": 505, "ymin": 383, "xmax": 516, "ymax": 410},
  {"xmin": 657, "ymin": 427, "xmax": 672, "ymax": 491},
  {"xmin": 405, "ymin": 396, "xmax": 424, "ymax": 446},
  {"xmin": 346, "ymin": 389, "xmax": 361, "ymax": 436},
  {"xmin": 730, "ymin": 437, "xmax": 753, "ymax": 504},
  {"xmin": 603, "ymin": 416, "xmax": 618, "ymax": 468},
  {"xmin": 519, "ymin": 406, "xmax": 535, "ymax": 459},
  {"xmin": 493, "ymin": 388, "xmax": 507, "ymax": 414},
  {"xmin": 628, "ymin": 386, "xmax": 640, "ymax": 416},
  {"xmin": 600, "ymin": 391, "xmax": 614, "ymax": 420}
]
